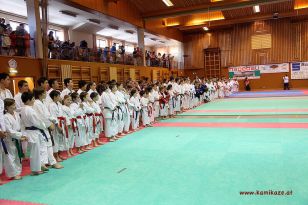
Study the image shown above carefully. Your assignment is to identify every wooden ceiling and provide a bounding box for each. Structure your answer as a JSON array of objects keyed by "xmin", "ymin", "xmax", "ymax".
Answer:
[{"xmin": 129, "ymin": 0, "xmax": 308, "ymax": 32}]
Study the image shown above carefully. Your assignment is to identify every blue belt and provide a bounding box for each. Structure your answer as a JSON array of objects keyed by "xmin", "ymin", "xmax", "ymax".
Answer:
[{"xmin": 0, "ymin": 138, "xmax": 8, "ymax": 154}]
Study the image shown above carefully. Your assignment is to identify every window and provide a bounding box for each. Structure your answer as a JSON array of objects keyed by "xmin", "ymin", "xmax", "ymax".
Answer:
[
  {"xmin": 96, "ymin": 39, "xmax": 107, "ymax": 48},
  {"xmin": 125, "ymin": 45, "xmax": 135, "ymax": 53},
  {"xmin": 48, "ymin": 29, "xmax": 64, "ymax": 41},
  {"xmin": 9, "ymin": 20, "xmax": 29, "ymax": 33}
]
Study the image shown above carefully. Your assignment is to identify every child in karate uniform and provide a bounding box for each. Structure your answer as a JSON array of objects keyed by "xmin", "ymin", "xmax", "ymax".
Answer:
[
  {"xmin": 21, "ymin": 92, "xmax": 47, "ymax": 175},
  {"xmin": 48, "ymin": 90, "xmax": 68, "ymax": 162},
  {"xmin": 3, "ymin": 99, "xmax": 27, "ymax": 180},
  {"xmin": 79, "ymin": 92, "xmax": 95, "ymax": 149},
  {"xmin": 90, "ymin": 92, "xmax": 104, "ymax": 146},
  {"xmin": 33, "ymin": 88, "xmax": 63, "ymax": 170},
  {"xmin": 129, "ymin": 89, "xmax": 141, "ymax": 131},
  {"xmin": 62, "ymin": 95, "xmax": 76, "ymax": 156},
  {"xmin": 140, "ymin": 91, "xmax": 152, "ymax": 127},
  {"xmin": 70, "ymin": 92, "xmax": 87, "ymax": 153}
]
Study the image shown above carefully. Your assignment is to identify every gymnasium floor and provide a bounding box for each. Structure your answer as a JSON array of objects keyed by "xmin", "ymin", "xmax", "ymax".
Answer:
[{"xmin": 1, "ymin": 91, "xmax": 308, "ymax": 205}]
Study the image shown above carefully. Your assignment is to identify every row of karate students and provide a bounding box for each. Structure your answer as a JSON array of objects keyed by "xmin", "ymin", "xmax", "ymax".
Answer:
[{"xmin": 0, "ymin": 75, "xmax": 238, "ymax": 183}]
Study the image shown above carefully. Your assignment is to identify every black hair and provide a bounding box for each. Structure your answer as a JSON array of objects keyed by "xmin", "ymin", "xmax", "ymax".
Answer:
[
  {"xmin": 18, "ymin": 80, "xmax": 27, "ymax": 89},
  {"xmin": 130, "ymin": 89, "xmax": 137, "ymax": 97},
  {"xmin": 48, "ymin": 79, "xmax": 57, "ymax": 88},
  {"xmin": 21, "ymin": 92, "xmax": 34, "ymax": 103},
  {"xmin": 139, "ymin": 90, "xmax": 145, "ymax": 97},
  {"xmin": 78, "ymin": 80, "xmax": 87, "ymax": 89},
  {"xmin": 90, "ymin": 92, "xmax": 99, "ymax": 100},
  {"xmin": 109, "ymin": 83, "xmax": 117, "ymax": 91},
  {"xmin": 86, "ymin": 82, "xmax": 95, "ymax": 91},
  {"xmin": 37, "ymin": 77, "xmax": 48, "ymax": 87},
  {"xmin": 167, "ymin": 84, "xmax": 172, "ymax": 90},
  {"xmin": 79, "ymin": 92, "xmax": 87, "ymax": 102},
  {"xmin": 33, "ymin": 88, "xmax": 45, "ymax": 99},
  {"xmin": 96, "ymin": 84, "xmax": 106, "ymax": 95},
  {"xmin": 0, "ymin": 73, "xmax": 9, "ymax": 81},
  {"xmin": 70, "ymin": 92, "xmax": 79, "ymax": 101},
  {"xmin": 63, "ymin": 78, "xmax": 72, "ymax": 87},
  {"xmin": 4, "ymin": 98, "xmax": 15, "ymax": 112},
  {"xmin": 49, "ymin": 90, "xmax": 60, "ymax": 100}
]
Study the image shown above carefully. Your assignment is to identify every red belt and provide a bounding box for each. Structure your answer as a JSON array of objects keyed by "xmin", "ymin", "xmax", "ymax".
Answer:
[
  {"xmin": 70, "ymin": 118, "xmax": 79, "ymax": 136},
  {"xmin": 86, "ymin": 113, "xmax": 96, "ymax": 134},
  {"xmin": 58, "ymin": 117, "xmax": 69, "ymax": 138}
]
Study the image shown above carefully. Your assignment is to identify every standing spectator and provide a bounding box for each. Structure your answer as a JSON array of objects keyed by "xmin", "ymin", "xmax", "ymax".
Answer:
[
  {"xmin": 15, "ymin": 23, "xmax": 28, "ymax": 56},
  {"xmin": 133, "ymin": 48, "xmax": 137, "ymax": 66},
  {"xmin": 283, "ymin": 75, "xmax": 290, "ymax": 90},
  {"xmin": 119, "ymin": 45, "xmax": 125, "ymax": 64},
  {"xmin": 244, "ymin": 77, "xmax": 251, "ymax": 91},
  {"xmin": 48, "ymin": 31, "xmax": 55, "ymax": 58},
  {"xmin": 111, "ymin": 43, "xmax": 117, "ymax": 63}
]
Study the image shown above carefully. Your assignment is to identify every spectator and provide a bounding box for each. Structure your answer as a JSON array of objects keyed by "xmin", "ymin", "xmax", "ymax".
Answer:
[
  {"xmin": 111, "ymin": 43, "xmax": 117, "ymax": 63},
  {"xmin": 48, "ymin": 31, "xmax": 55, "ymax": 58},
  {"xmin": 15, "ymin": 23, "xmax": 28, "ymax": 56}
]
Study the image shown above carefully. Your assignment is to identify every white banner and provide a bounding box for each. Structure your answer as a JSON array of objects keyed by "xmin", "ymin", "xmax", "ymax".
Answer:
[
  {"xmin": 291, "ymin": 62, "xmax": 308, "ymax": 79},
  {"xmin": 258, "ymin": 63, "xmax": 289, "ymax": 73}
]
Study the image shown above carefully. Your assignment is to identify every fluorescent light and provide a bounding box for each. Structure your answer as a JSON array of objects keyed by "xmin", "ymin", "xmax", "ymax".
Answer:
[
  {"xmin": 203, "ymin": 26, "xmax": 209, "ymax": 31},
  {"xmin": 162, "ymin": 0, "xmax": 174, "ymax": 7},
  {"xmin": 253, "ymin": 5, "xmax": 260, "ymax": 13}
]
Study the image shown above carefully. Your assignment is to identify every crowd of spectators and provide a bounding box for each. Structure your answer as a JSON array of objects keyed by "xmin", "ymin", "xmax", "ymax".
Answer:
[
  {"xmin": 0, "ymin": 18, "xmax": 31, "ymax": 56},
  {"xmin": 0, "ymin": 18, "xmax": 176, "ymax": 69}
]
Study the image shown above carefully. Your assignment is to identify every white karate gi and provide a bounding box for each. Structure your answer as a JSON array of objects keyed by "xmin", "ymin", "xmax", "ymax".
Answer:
[
  {"xmin": 33, "ymin": 100, "xmax": 57, "ymax": 166},
  {"xmin": 140, "ymin": 97, "xmax": 150, "ymax": 126},
  {"xmin": 128, "ymin": 96, "xmax": 141, "ymax": 130},
  {"xmin": 21, "ymin": 105, "xmax": 47, "ymax": 172},
  {"xmin": 49, "ymin": 102, "xmax": 67, "ymax": 152},
  {"xmin": 0, "ymin": 88, "xmax": 13, "ymax": 100},
  {"xmin": 3, "ymin": 112, "xmax": 22, "ymax": 177},
  {"xmin": 61, "ymin": 88, "xmax": 73, "ymax": 99},
  {"xmin": 70, "ymin": 102, "xmax": 86, "ymax": 147},
  {"xmin": 115, "ymin": 90, "xmax": 126, "ymax": 133},
  {"xmin": 14, "ymin": 92, "xmax": 24, "ymax": 113},
  {"xmin": 62, "ymin": 105, "xmax": 75, "ymax": 149},
  {"xmin": 101, "ymin": 91, "xmax": 118, "ymax": 138}
]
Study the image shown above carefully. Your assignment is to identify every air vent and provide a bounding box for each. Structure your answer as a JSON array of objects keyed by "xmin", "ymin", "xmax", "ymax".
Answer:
[
  {"xmin": 108, "ymin": 24, "xmax": 119, "ymax": 30},
  {"xmin": 60, "ymin": 10, "xmax": 78, "ymax": 17},
  {"xmin": 88, "ymin": 19, "xmax": 100, "ymax": 24}
]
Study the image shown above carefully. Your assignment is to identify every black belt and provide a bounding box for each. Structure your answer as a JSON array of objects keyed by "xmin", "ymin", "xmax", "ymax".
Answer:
[
  {"xmin": 25, "ymin": 126, "xmax": 48, "ymax": 142},
  {"xmin": 104, "ymin": 107, "xmax": 116, "ymax": 121}
]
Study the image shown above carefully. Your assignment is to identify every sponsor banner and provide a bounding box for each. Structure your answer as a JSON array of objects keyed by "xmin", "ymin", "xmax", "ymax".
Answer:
[
  {"xmin": 228, "ymin": 66, "xmax": 260, "ymax": 79},
  {"xmin": 291, "ymin": 62, "xmax": 308, "ymax": 79},
  {"xmin": 258, "ymin": 63, "xmax": 289, "ymax": 73}
]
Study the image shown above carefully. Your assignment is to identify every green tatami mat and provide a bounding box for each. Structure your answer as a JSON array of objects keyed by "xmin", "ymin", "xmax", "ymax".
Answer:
[
  {"xmin": 1, "ymin": 127, "xmax": 307, "ymax": 205},
  {"xmin": 194, "ymin": 97, "xmax": 308, "ymax": 110}
]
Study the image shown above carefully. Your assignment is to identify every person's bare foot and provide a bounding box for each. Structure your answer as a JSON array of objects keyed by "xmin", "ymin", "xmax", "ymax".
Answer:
[
  {"xmin": 59, "ymin": 155, "xmax": 67, "ymax": 160},
  {"xmin": 41, "ymin": 165, "xmax": 49, "ymax": 172},
  {"xmin": 52, "ymin": 163, "xmax": 64, "ymax": 169},
  {"xmin": 13, "ymin": 175, "xmax": 22, "ymax": 180},
  {"xmin": 0, "ymin": 179, "xmax": 3, "ymax": 185},
  {"xmin": 31, "ymin": 171, "xmax": 44, "ymax": 176},
  {"xmin": 56, "ymin": 157, "xmax": 63, "ymax": 162}
]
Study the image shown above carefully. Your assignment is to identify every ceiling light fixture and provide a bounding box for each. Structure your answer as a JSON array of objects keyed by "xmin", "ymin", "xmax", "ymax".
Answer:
[
  {"xmin": 162, "ymin": 0, "xmax": 174, "ymax": 7},
  {"xmin": 203, "ymin": 26, "xmax": 209, "ymax": 31},
  {"xmin": 253, "ymin": 5, "xmax": 260, "ymax": 13}
]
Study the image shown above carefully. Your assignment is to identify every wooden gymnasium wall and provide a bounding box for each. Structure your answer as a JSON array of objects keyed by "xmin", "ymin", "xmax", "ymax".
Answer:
[{"xmin": 184, "ymin": 18, "xmax": 308, "ymax": 90}]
